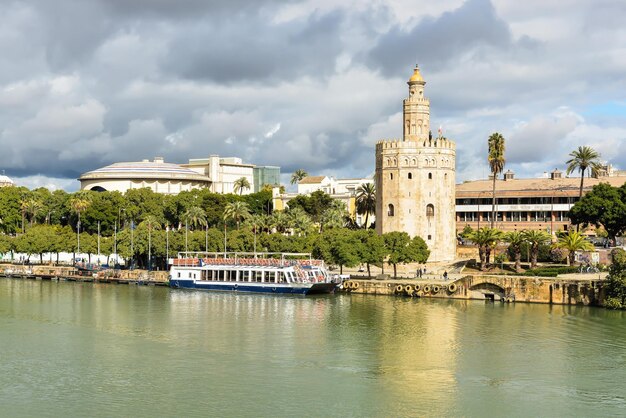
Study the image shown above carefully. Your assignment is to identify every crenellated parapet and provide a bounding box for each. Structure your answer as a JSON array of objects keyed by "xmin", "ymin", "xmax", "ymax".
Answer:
[{"xmin": 375, "ymin": 138, "xmax": 456, "ymax": 150}]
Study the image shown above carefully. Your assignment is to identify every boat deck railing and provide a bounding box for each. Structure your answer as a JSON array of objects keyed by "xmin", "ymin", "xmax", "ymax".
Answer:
[{"xmin": 171, "ymin": 257, "xmax": 324, "ymax": 268}]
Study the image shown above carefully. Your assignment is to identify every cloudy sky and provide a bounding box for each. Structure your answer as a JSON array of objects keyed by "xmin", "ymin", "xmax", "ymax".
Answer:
[{"xmin": 1, "ymin": 0, "xmax": 625, "ymax": 191}]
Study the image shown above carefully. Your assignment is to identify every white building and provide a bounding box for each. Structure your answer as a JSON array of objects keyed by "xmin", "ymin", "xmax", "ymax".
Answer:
[
  {"xmin": 182, "ymin": 155, "xmax": 255, "ymax": 195},
  {"xmin": 274, "ymin": 175, "xmax": 375, "ymax": 227},
  {"xmin": 0, "ymin": 173, "xmax": 14, "ymax": 188},
  {"xmin": 79, "ymin": 157, "xmax": 211, "ymax": 194}
]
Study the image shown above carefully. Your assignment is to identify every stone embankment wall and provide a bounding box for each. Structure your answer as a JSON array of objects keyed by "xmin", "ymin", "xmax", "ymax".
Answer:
[
  {"xmin": 0, "ymin": 263, "xmax": 169, "ymax": 282},
  {"xmin": 342, "ymin": 275, "xmax": 604, "ymax": 306}
]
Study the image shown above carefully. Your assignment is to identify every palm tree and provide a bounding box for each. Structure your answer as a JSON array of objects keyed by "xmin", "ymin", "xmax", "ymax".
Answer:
[
  {"xmin": 140, "ymin": 215, "xmax": 161, "ymax": 270},
  {"xmin": 355, "ymin": 182, "xmax": 376, "ymax": 228},
  {"xmin": 290, "ymin": 169, "xmax": 308, "ymax": 185},
  {"xmin": 566, "ymin": 146, "xmax": 602, "ymax": 231},
  {"xmin": 467, "ymin": 227, "xmax": 502, "ymax": 271},
  {"xmin": 223, "ymin": 201, "xmax": 250, "ymax": 230},
  {"xmin": 183, "ymin": 206, "xmax": 207, "ymax": 253},
  {"xmin": 288, "ymin": 207, "xmax": 313, "ymax": 236},
  {"xmin": 69, "ymin": 192, "xmax": 92, "ymax": 257},
  {"xmin": 504, "ymin": 231, "xmax": 525, "ymax": 272},
  {"xmin": 522, "ymin": 230, "xmax": 551, "ymax": 269},
  {"xmin": 488, "ymin": 132, "xmax": 506, "ymax": 228},
  {"xmin": 320, "ymin": 201, "xmax": 346, "ymax": 232},
  {"xmin": 233, "ymin": 177, "xmax": 251, "ymax": 195},
  {"xmin": 270, "ymin": 211, "xmax": 289, "ymax": 234},
  {"xmin": 25, "ymin": 198, "xmax": 43, "ymax": 227},
  {"xmin": 183, "ymin": 206, "xmax": 207, "ymax": 230},
  {"xmin": 555, "ymin": 230, "xmax": 594, "ymax": 265}
]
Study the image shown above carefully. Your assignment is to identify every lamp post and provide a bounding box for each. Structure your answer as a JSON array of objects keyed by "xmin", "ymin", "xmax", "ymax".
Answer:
[
  {"xmin": 130, "ymin": 218, "xmax": 134, "ymax": 269},
  {"xmin": 76, "ymin": 216, "xmax": 81, "ymax": 263}
]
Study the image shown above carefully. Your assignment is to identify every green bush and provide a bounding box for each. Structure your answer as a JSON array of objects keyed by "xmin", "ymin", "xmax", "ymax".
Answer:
[
  {"xmin": 523, "ymin": 266, "xmax": 579, "ymax": 277},
  {"xmin": 603, "ymin": 297, "xmax": 624, "ymax": 310}
]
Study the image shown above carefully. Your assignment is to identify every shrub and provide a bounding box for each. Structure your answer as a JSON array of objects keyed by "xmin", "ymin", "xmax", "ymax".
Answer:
[{"xmin": 549, "ymin": 248, "xmax": 568, "ymax": 263}]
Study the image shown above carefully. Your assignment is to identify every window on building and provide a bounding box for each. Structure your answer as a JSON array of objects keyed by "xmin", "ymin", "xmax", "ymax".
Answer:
[
  {"xmin": 388, "ymin": 204, "xmax": 395, "ymax": 216},
  {"xmin": 390, "ymin": 173, "xmax": 393, "ymax": 180},
  {"xmin": 426, "ymin": 204, "xmax": 434, "ymax": 217},
  {"xmin": 408, "ymin": 172, "xmax": 413, "ymax": 179},
  {"xmin": 428, "ymin": 173, "xmax": 433, "ymax": 179},
  {"xmin": 428, "ymin": 235, "xmax": 432, "ymax": 240}
]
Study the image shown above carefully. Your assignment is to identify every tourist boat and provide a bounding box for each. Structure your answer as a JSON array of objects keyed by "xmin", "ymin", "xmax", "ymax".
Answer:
[{"xmin": 168, "ymin": 252, "xmax": 337, "ymax": 295}]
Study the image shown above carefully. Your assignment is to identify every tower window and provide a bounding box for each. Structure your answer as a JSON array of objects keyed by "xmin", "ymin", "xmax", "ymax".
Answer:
[
  {"xmin": 428, "ymin": 173, "xmax": 432, "ymax": 179},
  {"xmin": 426, "ymin": 204, "xmax": 434, "ymax": 217},
  {"xmin": 388, "ymin": 204, "xmax": 395, "ymax": 217},
  {"xmin": 408, "ymin": 172, "xmax": 412, "ymax": 179},
  {"xmin": 390, "ymin": 173, "xmax": 393, "ymax": 180},
  {"xmin": 428, "ymin": 235, "xmax": 432, "ymax": 240}
]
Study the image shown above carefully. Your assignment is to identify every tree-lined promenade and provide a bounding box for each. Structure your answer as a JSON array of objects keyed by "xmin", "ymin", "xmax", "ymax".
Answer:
[{"xmin": 0, "ymin": 185, "xmax": 429, "ymax": 276}]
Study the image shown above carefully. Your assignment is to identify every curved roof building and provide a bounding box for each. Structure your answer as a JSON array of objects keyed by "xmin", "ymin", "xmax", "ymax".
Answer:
[
  {"xmin": 79, "ymin": 157, "xmax": 211, "ymax": 194},
  {"xmin": 0, "ymin": 174, "xmax": 14, "ymax": 188}
]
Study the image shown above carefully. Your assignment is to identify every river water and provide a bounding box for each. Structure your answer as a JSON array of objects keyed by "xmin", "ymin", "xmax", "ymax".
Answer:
[{"xmin": 1, "ymin": 279, "xmax": 625, "ymax": 417}]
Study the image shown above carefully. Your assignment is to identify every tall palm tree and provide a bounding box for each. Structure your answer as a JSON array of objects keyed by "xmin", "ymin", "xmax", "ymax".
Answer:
[
  {"xmin": 522, "ymin": 230, "xmax": 551, "ymax": 269},
  {"xmin": 488, "ymin": 132, "xmax": 506, "ymax": 228},
  {"xmin": 183, "ymin": 206, "xmax": 207, "ymax": 230},
  {"xmin": 141, "ymin": 215, "xmax": 161, "ymax": 270},
  {"xmin": 566, "ymin": 146, "xmax": 602, "ymax": 231},
  {"xmin": 356, "ymin": 182, "xmax": 376, "ymax": 229},
  {"xmin": 223, "ymin": 201, "xmax": 250, "ymax": 230},
  {"xmin": 69, "ymin": 192, "xmax": 92, "ymax": 256},
  {"xmin": 183, "ymin": 206, "xmax": 207, "ymax": 253},
  {"xmin": 290, "ymin": 169, "xmax": 308, "ymax": 185},
  {"xmin": 233, "ymin": 177, "xmax": 251, "ymax": 195},
  {"xmin": 504, "ymin": 231, "xmax": 525, "ymax": 272},
  {"xmin": 21, "ymin": 198, "xmax": 43, "ymax": 228},
  {"xmin": 555, "ymin": 230, "xmax": 594, "ymax": 265}
]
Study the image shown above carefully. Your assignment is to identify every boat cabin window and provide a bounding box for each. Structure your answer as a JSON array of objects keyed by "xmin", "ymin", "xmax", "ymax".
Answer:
[
  {"xmin": 254, "ymin": 271, "xmax": 263, "ymax": 283},
  {"xmin": 188, "ymin": 272, "xmax": 192, "ymax": 278},
  {"xmin": 240, "ymin": 270, "xmax": 250, "ymax": 282},
  {"xmin": 177, "ymin": 272, "xmax": 181, "ymax": 278}
]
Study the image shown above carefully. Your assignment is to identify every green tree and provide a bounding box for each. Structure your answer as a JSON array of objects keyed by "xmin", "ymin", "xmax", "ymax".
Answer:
[
  {"xmin": 468, "ymin": 228, "xmax": 502, "ymax": 271},
  {"xmin": 140, "ymin": 215, "xmax": 161, "ymax": 270},
  {"xmin": 504, "ymin": 231, "xmax": 525, "ymax": 272},
  {"xmin": 69, "ymin": 191, "xmax": 92, "ymax": 255},
  {"xmin": 355, "ymin": 229, "xmax": 388, "ymax": 278},
  {"xmin": 566, "ymin": 146, "xmax": 602, "ymax": 202},
  {"xmin": 290, "ymin": 169, "xmax": 308, "ymax": 185},
  {"xmin": 224, "ymin": 201, "xmax": 251, "ymax": 230},
  {"xmin": 554, "ymin": 230, "xmax": 594, "ymax": 265},
  {"xmin": 355, "ymin": 182, "xmax": 376, "ymax": 228},
  {"xmin": 569, "ymin": 183, "xmax": 626, "ymax": 243},
  {"xmin": 233, "ymin": 177, "xmax": 251, "ymax": 195},
  {"xmin": 604, "ymin": 248, "xmax": 626, "ymax": 309},
  {"xmin": 313, "ymin": 229, "xmax": 360, "ymax": 274},
  {"xmin": 487, "ymin": 132, "xmax": 506, "ymax": 228},
  {"xmin": 287, "ymin": 207, "xmax": 313, "ymax": 236},
  {"xmin": 383, "ymin": 231, "xmax": 429, "ymax": 278},
  {"xmin": 320, "ymin": 200, "xmax": 346, "ymax": 232},
  {"xmin": 522, "ymin": 230, "xmax": 551, "ymax": 269}
]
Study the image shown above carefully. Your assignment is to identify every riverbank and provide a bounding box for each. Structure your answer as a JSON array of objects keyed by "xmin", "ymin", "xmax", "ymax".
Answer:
[
  {"xmin": 0, "ymin": 263, "xmax": 168, "ymax": 285},
  {"xmin": 341, "ymin": 274, "xmax": 607, "ymax": 306}
]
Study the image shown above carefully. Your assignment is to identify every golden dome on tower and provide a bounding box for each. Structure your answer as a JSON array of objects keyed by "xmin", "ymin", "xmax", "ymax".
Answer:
[{"xmin": 408, "ymin": 65, "xmax": 424, "ymax": 83}]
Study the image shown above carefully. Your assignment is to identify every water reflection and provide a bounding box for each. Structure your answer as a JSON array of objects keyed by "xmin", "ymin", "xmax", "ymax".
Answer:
[{"xmin": 1, "ymin": 279, "xmax": 626, "ymax": 417}]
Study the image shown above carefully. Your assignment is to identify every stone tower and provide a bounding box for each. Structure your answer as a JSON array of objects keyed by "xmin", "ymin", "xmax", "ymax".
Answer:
[{"xmin": 375, "ymin": 66, "xmax": 456, "ymax": 262}]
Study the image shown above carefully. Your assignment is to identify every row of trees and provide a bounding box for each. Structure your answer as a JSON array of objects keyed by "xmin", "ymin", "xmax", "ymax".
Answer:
[
  {"xmin": 464, "ymin": 227, "xmax": 594, "ymax": 271},
  {"xmin": 0, "ymin": 223, "xmax": 428, "ymax": 277}
]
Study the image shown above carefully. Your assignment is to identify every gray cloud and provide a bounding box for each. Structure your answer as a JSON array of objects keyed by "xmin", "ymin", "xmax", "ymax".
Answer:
[
  {"xmin": 0, "ymin": 0, "xmax": 625, "ymax": 188},
  {"xmin": 162, "ymin": 11, "xmax": 344, "ymax": 84},
  {"xmin": 366, "ymin": 0, "xmax": 513, "ymax": 76}
]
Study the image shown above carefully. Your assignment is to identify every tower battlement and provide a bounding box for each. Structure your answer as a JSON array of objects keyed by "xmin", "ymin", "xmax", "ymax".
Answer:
[{"xmin": 376, "ymin": 138, "xmax": 456, "ymax": 150}]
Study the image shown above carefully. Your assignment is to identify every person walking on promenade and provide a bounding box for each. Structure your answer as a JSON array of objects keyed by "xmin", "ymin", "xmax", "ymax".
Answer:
[{"xmin": 443, "ymin": 271, "xmax": 448, "ymax": 281}]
